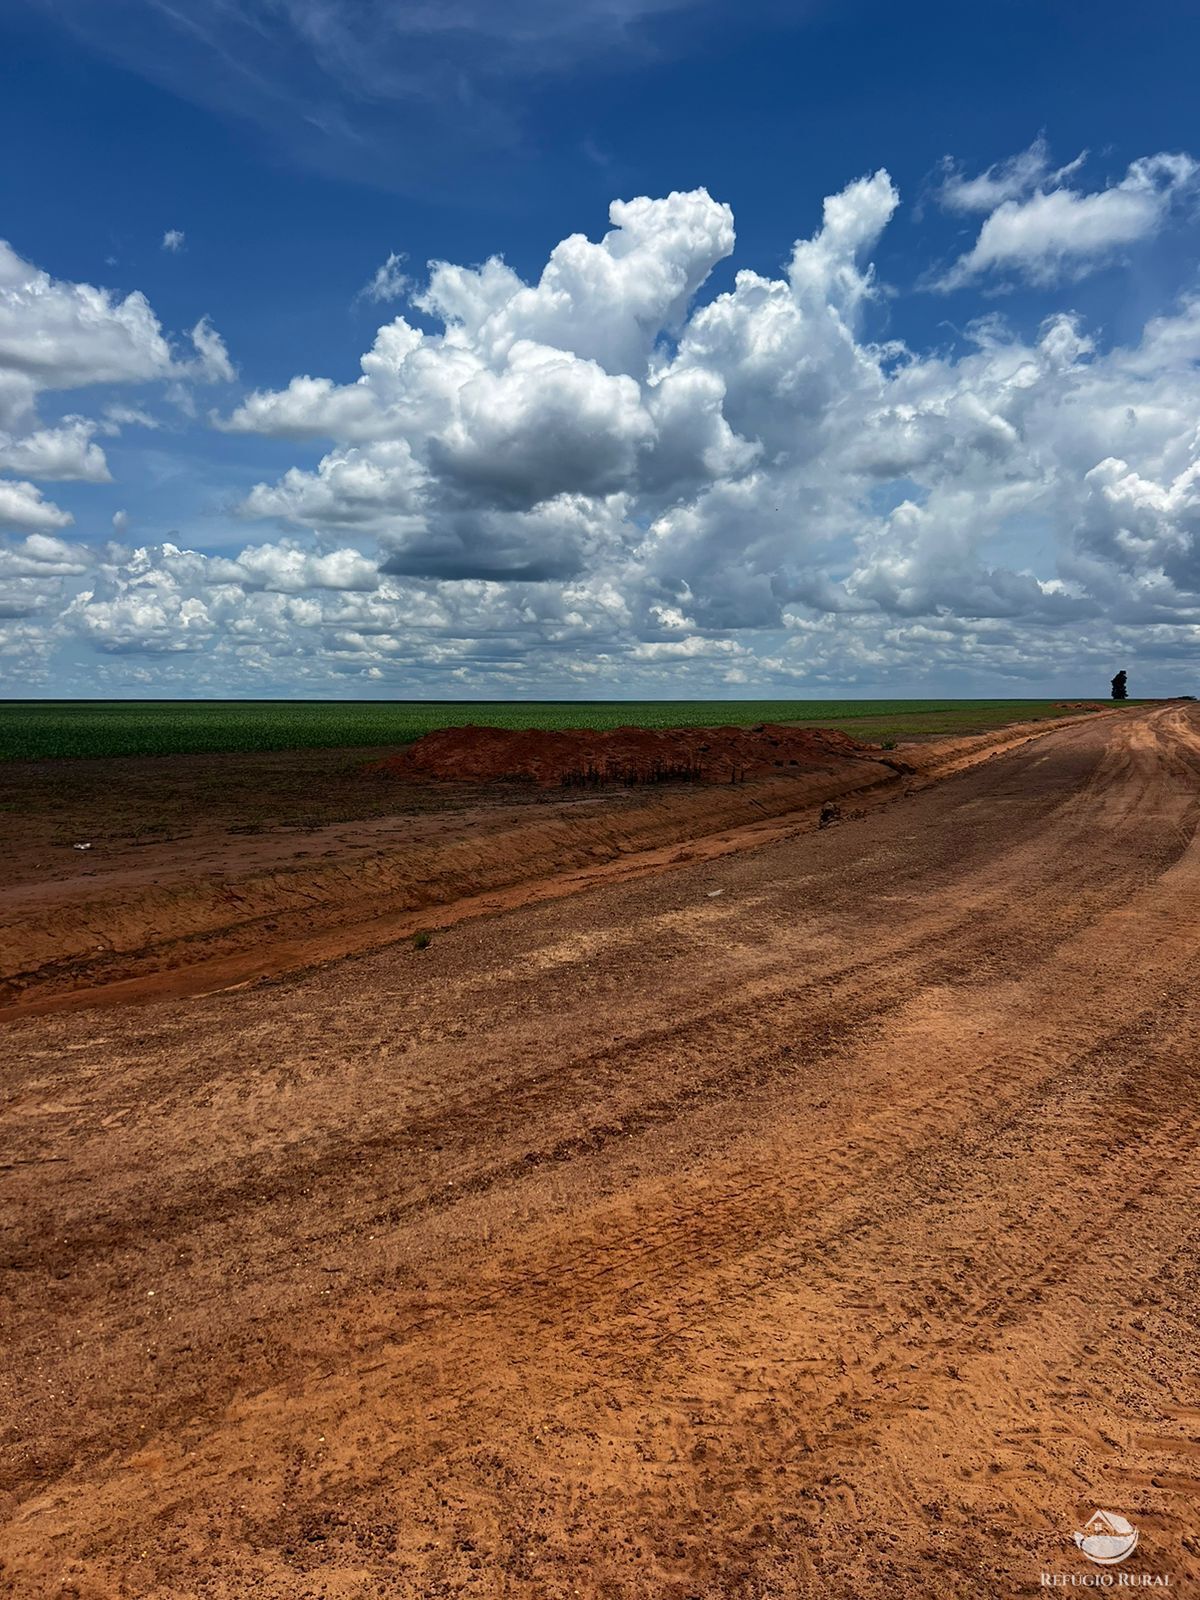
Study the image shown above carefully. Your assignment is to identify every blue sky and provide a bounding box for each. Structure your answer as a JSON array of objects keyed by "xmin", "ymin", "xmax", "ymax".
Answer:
[{"xmin": 2, "ymin": 0, "xmax": 1199, "ymax": 697}]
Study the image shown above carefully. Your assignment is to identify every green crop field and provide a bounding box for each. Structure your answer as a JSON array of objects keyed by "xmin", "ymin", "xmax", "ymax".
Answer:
[{"xmin": 0, "ymin": 698, "xmax": 1113, "ymax": 762}]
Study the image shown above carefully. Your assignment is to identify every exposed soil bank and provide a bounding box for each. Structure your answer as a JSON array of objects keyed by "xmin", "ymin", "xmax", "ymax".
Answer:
[
  {"xmin": 0, "ymin": 711, "xmax": 1112, "ymax": 1015},
  {"xmin": 379, "ymin": 720, "xmax": 872, "ymax": 786}
]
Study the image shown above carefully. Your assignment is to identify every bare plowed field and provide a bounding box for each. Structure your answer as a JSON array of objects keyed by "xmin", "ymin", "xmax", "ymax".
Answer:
[{"xmin": 2, "ymin": 702, "xmax": 1198, "ymax": 1596}]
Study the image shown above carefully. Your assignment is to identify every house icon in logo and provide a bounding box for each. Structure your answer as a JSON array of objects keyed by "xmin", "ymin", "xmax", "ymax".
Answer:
[{"xmin": 1074, "ymin": 1509, "xmax": 1139, "ymax": 1565}]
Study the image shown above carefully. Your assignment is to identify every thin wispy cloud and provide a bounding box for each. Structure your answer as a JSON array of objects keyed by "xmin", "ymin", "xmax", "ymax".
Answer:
[
  {"xmin": 934, "ymin": 146, "xmax": 1197, "ymax": 288},
  {"xmin": 935, "ymin": 136, "xmax": 1087, "ymax": 214},
  {"xmin": 23, "ymin": 0, "xmax": 746, "ymax": 189},
  {"xmin": 358, "ymin": 252, "xmax": 409, "ymax": 305}
]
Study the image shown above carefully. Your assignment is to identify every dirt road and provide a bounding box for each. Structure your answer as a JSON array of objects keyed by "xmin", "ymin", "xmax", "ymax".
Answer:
[{"xmin": 2, "ymin": 702, "xmax": 1199, "ymax": 1597}]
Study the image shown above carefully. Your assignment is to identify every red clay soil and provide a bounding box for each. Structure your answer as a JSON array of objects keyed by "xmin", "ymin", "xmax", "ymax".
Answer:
[
  {"xmin": 0, "ymin": 714, "xmax": 1104, "ymax": 1016},
  {"xmin": 1, "ymin": 703, "xmax": 1198, "ymax": 1598},
  {"xmin": 375, "ymin": 721, "xmax": 873, "ymax": 787}
]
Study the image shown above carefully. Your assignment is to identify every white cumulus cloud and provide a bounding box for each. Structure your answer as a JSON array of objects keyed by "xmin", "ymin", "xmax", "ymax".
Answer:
[
  {"xmin": 0, "ymin": 239, "xmax": 175, "ymax": 422},
  {"xmin": 0, "ymin": 419, "xmax": 110, "ymax": 482},
  {"xmin": 8, "ymin": 165, "xmax": 1200, "ymax": 695},
  {"xmin": 0, "ymin": 241, "xmax": 235, "ymax": 536},
  {"xmin": 0, "ymin": 478, "xmax": 73, "ymax": 533}
]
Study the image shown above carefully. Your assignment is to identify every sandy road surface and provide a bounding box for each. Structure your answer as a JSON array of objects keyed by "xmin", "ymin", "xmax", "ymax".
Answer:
[{"xmin": 2, "ymin": 703, "xmax": 1199, "ymax": 1597}]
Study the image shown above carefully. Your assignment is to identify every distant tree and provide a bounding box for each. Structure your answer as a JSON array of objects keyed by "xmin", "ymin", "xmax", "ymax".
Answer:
[{"xmin": 1111, "ymin": 669, "xmax": 1128, "ymax": 700}]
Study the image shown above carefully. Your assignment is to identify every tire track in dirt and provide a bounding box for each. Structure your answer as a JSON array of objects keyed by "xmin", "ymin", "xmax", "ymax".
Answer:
[
  {"xmin": 1, "ymin": 704, "xmax": 1198, "ymax": 1597},
  {"xmin": 0, "ymin": 711, "xmax": 1119, "ymax": 1019}
]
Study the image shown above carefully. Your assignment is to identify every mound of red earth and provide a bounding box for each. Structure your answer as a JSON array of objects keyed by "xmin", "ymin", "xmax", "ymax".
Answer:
[
  {"xmin": 373, "ymin": 722, "xmax": 877, "ymax": 788},
  {"xmin": 1054, "ymin": 701, "xmax": 1107, "ymax": 712}
]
